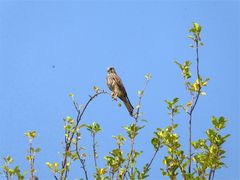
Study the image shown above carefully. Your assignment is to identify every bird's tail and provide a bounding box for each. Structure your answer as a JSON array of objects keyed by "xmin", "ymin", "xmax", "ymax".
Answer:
[{"xmin": 122, "ymin": 96, "xmax": 134, "ymax": 116}]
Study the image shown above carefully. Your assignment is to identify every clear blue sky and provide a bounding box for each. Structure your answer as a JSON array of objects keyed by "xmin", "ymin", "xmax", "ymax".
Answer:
[{"xmin": 0, "ymin": 1, "xmax": 239, "ymax": 179}]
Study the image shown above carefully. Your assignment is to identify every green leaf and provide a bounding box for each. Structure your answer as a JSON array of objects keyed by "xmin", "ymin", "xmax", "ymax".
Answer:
[
  {"xmin": 151, "ymin": 137, "xmax": 160, "ymax": 150},
  {"xmin": 46, "ymin": 162, "xmax": 52, "ymax": 170},
  {"xmin": 189, "ymin": 44, "xmax": 194, "ymax": 48},
  {"xmin": 161, "ymin": 170, "xmax": 167, "ymax": 176},
  {"xmin": 24, "ymin": 131, "xmax": 37, "ymax": 139},
  {"xmin": 8, "ymin": 169, "xmax": 14, "ymax": 176},
  {"xmin": 69, "ymin": 93, "xmax": 74, "ymax": 98},
  {"xmin": 6, "ymin": 156, "xmax": 13, "ymax": 164},
  {"xmin": 211, "ymin": 116, "xmax": 227, "ymax": 130},
  {"xmin": 140, "ymin": 119, "xmax": 148, "ymax": 123},
  {"xmin": 35, "ymin": 148, "xmax": 41, "ymax": 153},
  {"xmin": 174, "ymin": 61, "xmax": 183, "ymax": 70},
  {"xmin": 144, "ymin": 73, "xmax": 152, "ymax": 80},
  {"xmin": 193, "ymin": 22, "xmax": 202, "ymax": 33},
  {"xmin": 93, "ymin": 86, "xmax": 100, "ymax": 92},
  {"xmin": 188, "ymin": 35, "xmax": 194, "ymax": 40},
  {"xmin": 113, "ymin": 134, "xmax": 126, "ymax": 146},
  {"xmin": 223, "ymin": 134, "xmax": 231, "ymax": 140},
  {"xmin": 173, "ymin": 97, "xmax": 179, "ymax": 104},
  {"xmin": 87, "ymin": 122, "xmax": 102, "ymax": 133},
  {"xmin": 186, "ymin": 101, "xmax": 192, "ymax": 108},
  {"xmin": 137, "ymin": 90, "xmax": 144, "ymax": 96},
  {"xmin": 26, "ymin": 155, "xmax": 32, "ymax": 161}
]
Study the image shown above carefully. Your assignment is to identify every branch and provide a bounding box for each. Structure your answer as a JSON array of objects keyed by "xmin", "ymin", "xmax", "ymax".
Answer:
[
  {"xmin": 135, "ymin": 79, "xmax": 150, "ymax": 122},
  {"xmin": 123, "ymin": 138, "xmax": 135, "ymax": 179},
  {"xmin": 29, "ymin": 141, "xmax": 35, "ymax": 180},
  {"xmin": 75, "ymin": 140, "xmax": 88, "ymax": 180},
  {"xmin": 188, "ymin": 36, "xmax": 201, "ymax": 174},
  {"xmin": 176, "ymin": 155, "xmax": 187, "ymax": 180},
  {"xmin": 54, "ymin": 175, "xmax": 58, "ymax": 180},
  {"xmin": 123, "ymin": 78, "xmax": 150, "ymax": 179},
  {"xmin": 60, "ymin": 90, "xmax": 108, "ymax": 180},
  {"xmin": 144, "ymin": 145, "xmax": 160, "ymax": 174},
  {"xmin": 92, "ymin": 132, "xmax": 98, "ymax": 169}
]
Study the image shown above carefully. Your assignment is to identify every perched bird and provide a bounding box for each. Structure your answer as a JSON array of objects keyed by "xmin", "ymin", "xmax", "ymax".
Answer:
[{"xmin": 106, "ymin": 67, "xmax": 134, "ymax": 116}]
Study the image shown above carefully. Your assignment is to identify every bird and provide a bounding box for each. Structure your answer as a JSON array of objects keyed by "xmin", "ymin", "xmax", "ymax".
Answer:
[{"xmin": 106, "ymin": 67, "xmax": 134, "ymax": 116}]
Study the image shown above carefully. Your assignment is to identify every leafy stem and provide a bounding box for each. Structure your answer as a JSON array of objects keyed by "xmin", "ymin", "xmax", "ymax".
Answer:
[
  {"xmin": 60, "ymin": 90, "xmax": 107, "ymax": 180},
  {"xmin": 122, "ymin": 74, "xmax": 151, "ymax": 179},
  {"xmin": 187, "ymin": 23, "xmax": 202, "ymax": 174},
  {"xmin": 75, "ymin": 140, "xmax": 88, "ymax": 180}
]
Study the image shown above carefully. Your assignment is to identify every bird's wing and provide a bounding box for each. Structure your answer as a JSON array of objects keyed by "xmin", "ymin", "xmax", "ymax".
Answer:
[
  {"xmin": 106, "ymin": 75, "xmax": 113, "ymax": 91},
  {"xmin": 112, "ymin": 73, "xmax": 127, "ymax": 95}
]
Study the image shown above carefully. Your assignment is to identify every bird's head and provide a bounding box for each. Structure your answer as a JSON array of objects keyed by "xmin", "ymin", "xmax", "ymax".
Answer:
[{"xmin": 107, "ymin": 66, "xmax": 116, "ymax": 74}]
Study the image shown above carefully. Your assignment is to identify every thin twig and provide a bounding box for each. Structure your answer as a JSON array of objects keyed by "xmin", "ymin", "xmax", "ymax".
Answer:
[
  {"xmin": 135, "ymin": 80, "xmax": 150, "ymax": 122},
  {"xmin": 122, "ymin": 79, "xmax": 150, "ymax": 179},
  {"xmin": 145, "ymin": 145, "xmax": 160, "ymax": 172},
  {"xmin": 60, "ymin": 90, "xmax": 107, "ymax": 180},
  {"xmin": 211, "ymin": 169, "xmax": 216, "ymax": 180},
  {"xmin": 4, "ymin": 171, "xmax": 10, "ymax": 180},
  {"xmin": 171, "ymin": 109, "xmax": 174, "ymax": 130},
  {"xmin": 188, "ymin": 38, "xmax": 201, "ymax": 174},
  {"xmin": 209, "ymin": 134, "xmax": 220, "ymax": 180},
  {"xmin": 123, "ymin": 138, "xmax": 135, "ymax": 180},
  {"xmin": 188, "ymin": 111, "xmax": 192, "ymax": 174},
  {"xmin": 176, "ymin": 156, "xmax": 187, "ymax": 180},
  {"xmin": 92, "ymin": 132, "xmax": 98, "ymax": 169},
  {"xmin": 29, "ymin": 141, "xmax": 35, "ymax": 180},
  {"xmin": 75, "ymin": 140, "xmax": 88, "ymax": 180},
  {"xmin": 53, "ymin": 174, "xmax": 58, "ymax": 180}
]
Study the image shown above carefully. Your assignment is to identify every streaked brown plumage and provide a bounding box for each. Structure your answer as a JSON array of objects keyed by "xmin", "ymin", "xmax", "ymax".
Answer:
[{"xmin": 106, "ymin": 67, "xmax": 134, "ymax": 116}]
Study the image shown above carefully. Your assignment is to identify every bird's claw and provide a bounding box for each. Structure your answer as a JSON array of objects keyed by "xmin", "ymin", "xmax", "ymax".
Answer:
[{"xmin": 111, "ymin": 93, "xmax": 117, "ymax": 101}]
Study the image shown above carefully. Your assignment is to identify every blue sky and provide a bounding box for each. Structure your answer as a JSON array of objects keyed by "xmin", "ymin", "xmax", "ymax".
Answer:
[{"xmin": 0, "ymin": 1, "xmax": 239, "ymax": 179}]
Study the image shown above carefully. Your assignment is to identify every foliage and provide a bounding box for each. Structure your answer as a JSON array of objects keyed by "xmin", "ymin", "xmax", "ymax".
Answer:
[
  {"xmin": 25, "ymin": 131, "xmax": 41, "ymax": 180},
  {"xmin": 192, "ymin": 116, "xmax": 230, "ymax": 179},
  {"xmin": 0, "ymin": 22, "xmax": 230, "ymax": 180},
  {"xmin": 1, "ymin": 156, "xmax": 26, "ymax": 180}
]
